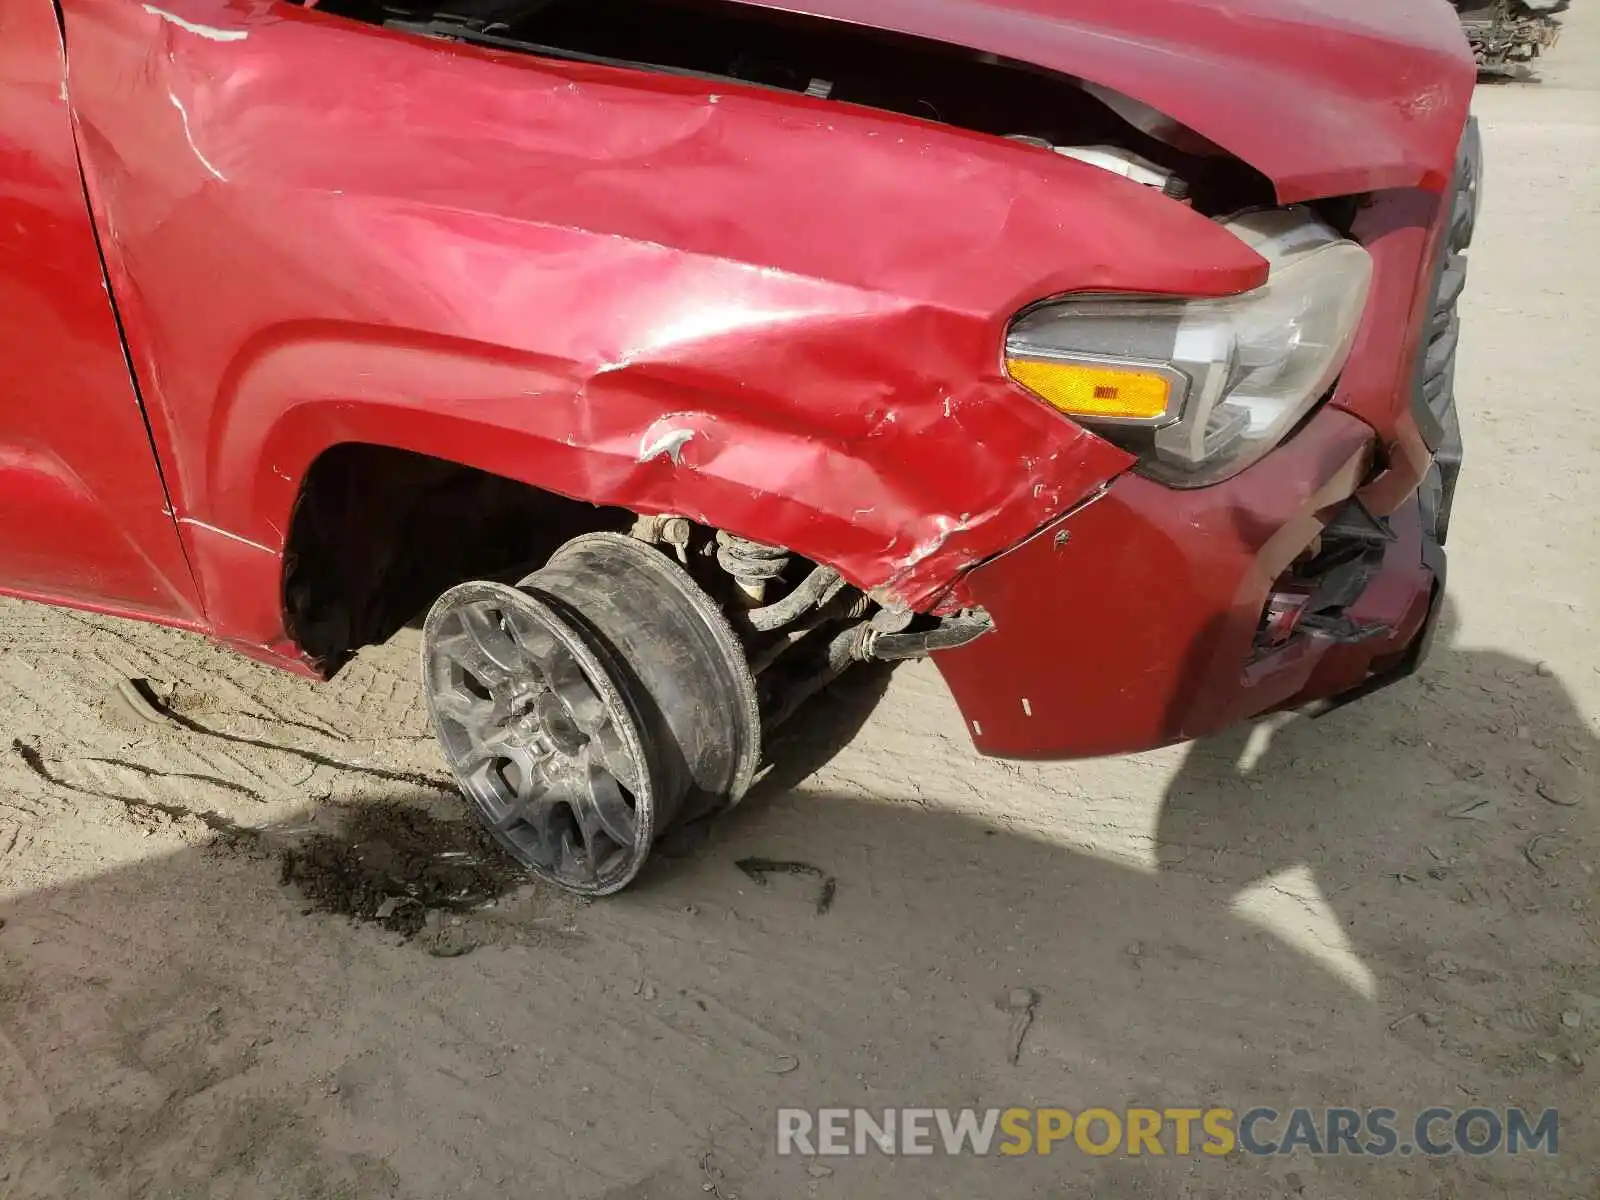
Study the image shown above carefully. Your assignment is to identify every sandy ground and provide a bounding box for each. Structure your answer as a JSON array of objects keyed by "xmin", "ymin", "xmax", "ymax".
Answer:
[{"xmin": 3, "ymin": 19, "xmax": 1598, "ymax": 1200}]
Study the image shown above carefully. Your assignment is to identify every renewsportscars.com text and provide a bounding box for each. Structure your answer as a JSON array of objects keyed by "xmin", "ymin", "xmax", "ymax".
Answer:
[{"xmin": 776, "ymin": 1106, "xmax": 1559, "ymax": 1158}]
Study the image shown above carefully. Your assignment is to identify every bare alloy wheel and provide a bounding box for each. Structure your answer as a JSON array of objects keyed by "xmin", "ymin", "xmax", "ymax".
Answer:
[
  {"xmin": 421, "ymin": 535, "xmax": 761, "ymax": 895},
  {"xmin": 422, "ymin": 582, "xmax": 652, "ymax": 893}
]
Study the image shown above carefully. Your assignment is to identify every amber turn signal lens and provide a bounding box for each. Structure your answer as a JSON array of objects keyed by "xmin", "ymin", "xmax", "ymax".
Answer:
[{"xmin": 1006, "ymin": 358, "xmax": 1173, "ymax": 422}]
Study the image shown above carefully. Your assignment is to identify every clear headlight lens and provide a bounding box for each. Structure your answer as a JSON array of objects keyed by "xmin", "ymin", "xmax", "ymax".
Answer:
[{"xmin": 1005, "ymin": 208, "xmax": 1374, "ymax": 487}]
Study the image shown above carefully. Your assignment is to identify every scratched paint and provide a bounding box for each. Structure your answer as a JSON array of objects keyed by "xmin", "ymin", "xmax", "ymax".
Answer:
[
  {"xmin": 142, "ymin": 4, "xmax": 248, "ymax": 40},
  {"xmin": 53, "ymin": 0, "xmax": 1470, "ymax": 661}
]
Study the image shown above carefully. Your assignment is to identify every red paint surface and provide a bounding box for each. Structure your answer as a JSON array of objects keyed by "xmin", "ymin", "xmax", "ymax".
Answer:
[
  {"xmin": 59, "ymin": 0, "xmax": 1276, "ymax": 632},
  {"xmin": 1334, "ymin": 189, "xmax": 1453, "ymax": 512},
  {"xmin": 3, "ymin": 0, "xmax": 1465, "ymax": 758},
  {"xmin": 936, "ymin": 409, "xmax": 1439, "ymax": 759},
  {"xmin": 0, "ymin": 0, "xmax": 202, "ymax": 620}
]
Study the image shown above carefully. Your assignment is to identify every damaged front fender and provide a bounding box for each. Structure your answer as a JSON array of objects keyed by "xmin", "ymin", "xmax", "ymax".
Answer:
[{"xmin": 62, "ymin": 0, "xmax": 1268, "ymax": 644}]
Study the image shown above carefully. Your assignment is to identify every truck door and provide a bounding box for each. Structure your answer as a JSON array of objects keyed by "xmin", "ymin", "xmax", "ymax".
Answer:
[{"xmin": 0, "ymin": 0, "xmax": 203, "ymax": 621}]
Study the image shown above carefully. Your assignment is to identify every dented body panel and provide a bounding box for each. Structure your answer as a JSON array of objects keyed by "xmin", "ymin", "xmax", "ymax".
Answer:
[
  {"xmin": 59, "ymin": 0, "xmax": 1272, "ymax": 641},
  {"xmin": 936, "ymin": 410, "xmax": 1435, "ymax": 758},
  {"xmin": 4, "ymin": 0, "xmax": 1472, "ymax": 762}
]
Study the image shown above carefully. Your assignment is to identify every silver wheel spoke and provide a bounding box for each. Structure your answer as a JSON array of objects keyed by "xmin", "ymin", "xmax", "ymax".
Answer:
[
  {"xmin": 508, "ymin": 621, "xmax": 562, "ymax": 676},
  {"xmin": 461, "ymin": 604, "xmax": 525, "ymax": 674},
  {"xmin": 590, "ymin": 726, "xmax": 641, "ymax": 792},
  {"xmin": 551, "ymin": 667, "xmax": 609, "ymax": 734},
  {"xmin": 459, "ymin": 729, "xmax": 513, "ymax": 770},
  {"xmin": 434, "ymin": 686, "xmax": 493, "ymax": 725},
  {"xmin": 464, "ymin": 759, "xmax": 519, "ymax": 828},
  {"xmin": 436, "ymin": 631, "xmax": 509, "ymax": 688},
  {"xmin": 573, "ymin": 767, "xmax": 638, "ymax": 850}
]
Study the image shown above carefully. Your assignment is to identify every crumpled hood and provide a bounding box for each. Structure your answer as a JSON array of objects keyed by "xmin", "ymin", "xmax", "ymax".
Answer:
[{"xmin": 721, "ymin": 0, "xmax": 1476, "ymax": 202}]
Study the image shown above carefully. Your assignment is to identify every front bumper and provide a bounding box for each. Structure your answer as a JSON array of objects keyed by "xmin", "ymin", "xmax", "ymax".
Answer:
[
  {"xmin": 934, "ymin": 405, "xmax": 1450, "ymax": 759},
  {"xmin": 933, "ymin": 120, "xmax": 1479, "ymax": 762}
]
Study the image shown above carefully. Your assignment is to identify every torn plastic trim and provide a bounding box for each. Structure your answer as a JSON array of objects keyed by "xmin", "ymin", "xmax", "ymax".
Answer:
[{"xmin": 868, "ymin": 609, "xmax": 994, "ymax": 661}]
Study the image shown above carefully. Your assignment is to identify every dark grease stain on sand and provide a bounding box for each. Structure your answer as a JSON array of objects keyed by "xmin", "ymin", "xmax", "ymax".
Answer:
[{"xmin": 278, "ymin": 802, "xmax": 533, "ymax": 941}]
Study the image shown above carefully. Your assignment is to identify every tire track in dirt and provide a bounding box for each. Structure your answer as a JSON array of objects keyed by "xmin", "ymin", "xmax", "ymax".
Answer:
[
  {"xmin": 10, "ymin": 739, "xmax": 258, "ymax": 840},
  {"xmin": 80, "ymin": 757, "xmax": 266, "ymax": 803},
  {"xmin": 139, "ymin": 704, "xmax": 457, "ymax": 795},
  {"xmin": 0, "ymin": 598, "xmax": 456, "ymax": 849}
]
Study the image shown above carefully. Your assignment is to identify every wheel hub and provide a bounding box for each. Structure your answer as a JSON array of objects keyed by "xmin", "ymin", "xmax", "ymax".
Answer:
[{"xmin": 532, "ymin": 692, "xmax": 589, "ymax": 756}]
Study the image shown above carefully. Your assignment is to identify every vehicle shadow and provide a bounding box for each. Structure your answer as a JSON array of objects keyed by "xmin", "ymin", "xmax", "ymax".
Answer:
[
  {"xmin": 0, "ymin": 617, "xmax": 1593, "ymax": 1199},
  {"xmin": 1156, "ymin": 602, "xmax": 1596, "ymax": 907}
]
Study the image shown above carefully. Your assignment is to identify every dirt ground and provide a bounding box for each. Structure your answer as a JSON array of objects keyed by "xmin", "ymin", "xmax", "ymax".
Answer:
[{"xmin": 3, "ymin": 20, "xmax": 1598, "ymax": 1200}]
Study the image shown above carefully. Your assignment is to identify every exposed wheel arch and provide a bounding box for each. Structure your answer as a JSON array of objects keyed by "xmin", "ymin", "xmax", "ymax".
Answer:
[{"xmin": 283, "ymin": 443, "xmax": 634, "ymax": 672}]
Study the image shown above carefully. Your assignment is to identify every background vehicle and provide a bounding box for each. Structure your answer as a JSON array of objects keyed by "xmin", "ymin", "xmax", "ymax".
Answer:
[
  {"xmin": 3, "ymin": 0, "xmax": 1477, "ymax": 894},
  {"xmin": 1454, "ymin": 0, "xmax": 1566, "ymax": 77}
]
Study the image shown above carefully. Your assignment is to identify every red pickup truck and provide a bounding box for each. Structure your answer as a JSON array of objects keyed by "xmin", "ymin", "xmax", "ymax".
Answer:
[{"xmin": 4, "ymin": 0, "xmax": 1477, "ymax": 893}]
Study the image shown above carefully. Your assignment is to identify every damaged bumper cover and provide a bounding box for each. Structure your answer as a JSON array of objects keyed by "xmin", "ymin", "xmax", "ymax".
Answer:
[
  {"xmin": 934, "ymin": 406, "xmax": 1451, "ymax": 759},
  {"xmin": 933, "ymin": 123, "xmax": 1482, "ymax": 761}
]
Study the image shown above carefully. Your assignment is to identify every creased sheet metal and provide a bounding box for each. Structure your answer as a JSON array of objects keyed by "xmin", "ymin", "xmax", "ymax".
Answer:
[{"xmin": 64, "ymin": 0, "xmax": 1271, "ymax": 634}]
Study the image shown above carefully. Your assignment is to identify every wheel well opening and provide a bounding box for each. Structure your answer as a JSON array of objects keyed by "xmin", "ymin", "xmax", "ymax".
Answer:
[{"xmin": 283, "ymin": 444, "xmax": 632, "ymax": 673}]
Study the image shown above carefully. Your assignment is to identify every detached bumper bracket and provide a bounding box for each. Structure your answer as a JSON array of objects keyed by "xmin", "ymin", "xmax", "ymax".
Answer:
[{"xmin": 1312, "ymin": 488, "xmax": 1449, "ymax": 717}]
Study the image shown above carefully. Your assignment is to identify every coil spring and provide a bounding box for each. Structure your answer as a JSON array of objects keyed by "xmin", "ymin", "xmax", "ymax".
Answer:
[{"xmin": 715, "ymin": 532, "xmax": 790, "ymax": 585}]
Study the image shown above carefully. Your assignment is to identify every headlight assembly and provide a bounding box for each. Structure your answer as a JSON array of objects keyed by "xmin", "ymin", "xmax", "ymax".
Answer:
[{"xmin": 1005, "ymin": 208, "xmax": 1374, "ymax": 487}]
